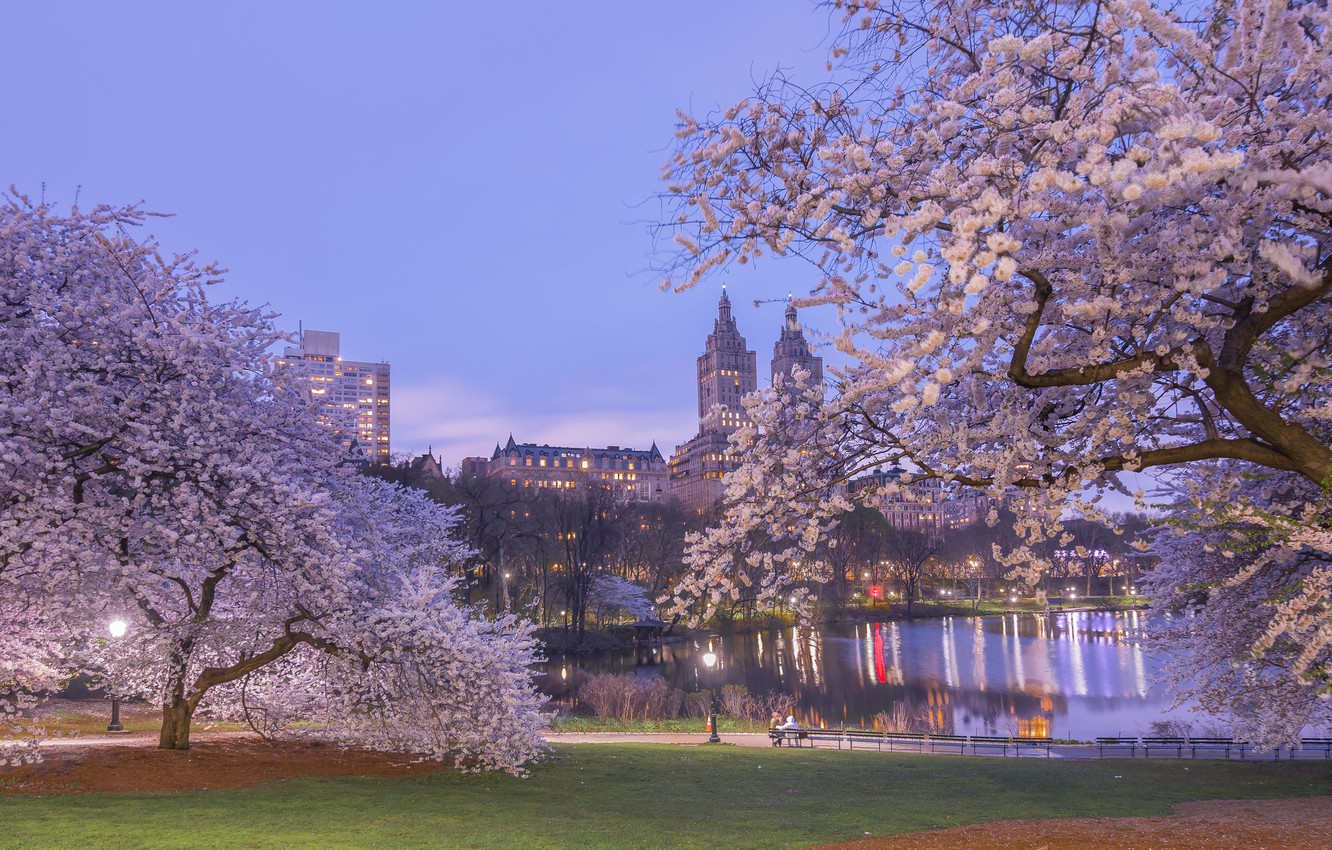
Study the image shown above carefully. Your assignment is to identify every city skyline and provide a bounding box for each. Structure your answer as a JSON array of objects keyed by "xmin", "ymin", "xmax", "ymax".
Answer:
[{"xmin": 5, "ymin": 1, "xmax": 839, "ymax": 468}]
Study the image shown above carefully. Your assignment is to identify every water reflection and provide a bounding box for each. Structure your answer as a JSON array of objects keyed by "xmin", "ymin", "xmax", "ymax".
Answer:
[{"xmin": 547, "ymin": 611, "xmax": 1198, "ymax": 738}]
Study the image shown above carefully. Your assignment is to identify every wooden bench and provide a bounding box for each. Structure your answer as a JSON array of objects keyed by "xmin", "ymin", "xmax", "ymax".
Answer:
[
  {"xmin": 969, "ymin": 735, "xmax": 1010, "ymax": 756},
  {"xmin": 1014, "ymin": 736, "xmax": 1054, "ymax": 758},
  {"xmin": 926, "ymin": 734, "xmax": 969, "ymax": 754},
  {"xmin": 1142, "ymin": 736, "xmax": 1186, "ymax": 757},
  {"xmin": 1188, "ymin": 737, "xmax": 1241, "ymax": 759},
  {"xmin": 768, "ymin": 728, "xmax": 811, "ymax": 747},
  {"xmin": 1096, "ymin": 736, "xmax": 1138, "ymax": 757}
]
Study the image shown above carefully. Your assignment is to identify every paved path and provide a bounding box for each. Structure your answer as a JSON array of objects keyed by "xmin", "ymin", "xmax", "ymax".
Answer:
[
  {"xmin": 545, "ymin": 732, "xmax": 1107, "ymax": 758},
  {"xmin": 33, "ymin": 731, "xmax": 1294, "ymax": 762}
]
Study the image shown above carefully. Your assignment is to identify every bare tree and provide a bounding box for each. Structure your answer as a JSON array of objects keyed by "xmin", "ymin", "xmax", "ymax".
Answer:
[{"xmin": 883, "ymin": 528, "xmax": 937, "ymax": 619}]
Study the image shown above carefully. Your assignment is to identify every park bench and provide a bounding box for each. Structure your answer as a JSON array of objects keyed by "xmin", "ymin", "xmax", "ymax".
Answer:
[
  {"xmin": 844, "ymin": 729, "xmax": 885, "ymax": 750},
  {"xmin": 1289, "ymin": 738, "xmax": 1332, "ymax": 759},
  {"xmin": 968, "ymin": 735, "xmax": 1010, "ymax": 756},
  {"xmin": 1014, "ymin": 737, "xmax": 1054, "ymax": 758},
  {"xmin": 1096, "ymin": 737, "xmax": 1139, "ymax": 758},
  {"xmin": 768, "ymin": 727, "xmax": 811, "ymax": 747},
  {"xmin": 926, "ymin": 734, "xmax": 969, "ymax": 754},
  {"xmin": 806, "ymin": 728, "xmax": 845, "ymax": 748},
  {"xmin": 1188, "ymin": 737, "xmax": 1242, "ymax": 759},
  {"xmin": 881, "ymin": 731, "xmax": 928, "ymax": 752},
  {"xmin": 844, "ymin": 729, "xmax": 929, "ymax": 752},
  {"xmin": 1142, "ymin": 736, "xmax": 1186, "ymax": 757}
]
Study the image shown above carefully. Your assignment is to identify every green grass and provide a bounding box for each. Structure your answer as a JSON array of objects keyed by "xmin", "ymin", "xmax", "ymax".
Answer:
[
  {"xmin": 2, "ymin": 744, "xmax": 1329, "ymax": 849},
  {"xmin": 3, "ymin": 706, "xmax": 243, "ymax": 739}
]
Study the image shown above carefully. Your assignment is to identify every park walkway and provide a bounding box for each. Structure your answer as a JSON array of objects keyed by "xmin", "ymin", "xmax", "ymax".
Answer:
[
  {"xmin": 40, "ymin": 730, "xmax": 1313, "ymax": 762},
  {"xmin": 545, "ymin": 731, "xmax": 1107, "ymax": 757}
]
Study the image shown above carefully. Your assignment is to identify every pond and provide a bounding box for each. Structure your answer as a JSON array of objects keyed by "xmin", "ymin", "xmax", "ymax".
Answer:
[{"xmin": 547, "ymin": 610, "xmax": 1208, "ymax": 740}]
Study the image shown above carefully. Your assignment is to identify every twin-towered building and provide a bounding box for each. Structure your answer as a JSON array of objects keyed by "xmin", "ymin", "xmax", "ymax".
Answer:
[
  {"xmin": 462, "ymin": 289, "xmax": 823, "ymax": 511},
  {"xmin": 668, "ymin": 289, "xmax": 823, "ymax": 513}
]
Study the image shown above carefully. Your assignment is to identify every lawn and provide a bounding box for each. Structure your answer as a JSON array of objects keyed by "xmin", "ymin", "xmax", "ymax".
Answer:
[{"xmin": 2, "ymin": 744, "xmax": 1328, "ymax": 850}]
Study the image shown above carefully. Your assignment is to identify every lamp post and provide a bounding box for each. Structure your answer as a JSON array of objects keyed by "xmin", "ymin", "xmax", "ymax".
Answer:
[
  {"xmin": 702, "ymin": 650, "xmax": 720, "ymax": 743},
  {"xmin": 107, "ymin": 619, "xmax": 127, "ymax": 733}
]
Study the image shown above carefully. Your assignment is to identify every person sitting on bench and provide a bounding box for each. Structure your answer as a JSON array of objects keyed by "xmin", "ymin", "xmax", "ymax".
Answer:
[{"xmin": 769, "ymin": 715, "xmax": 806, "ymax": 746}]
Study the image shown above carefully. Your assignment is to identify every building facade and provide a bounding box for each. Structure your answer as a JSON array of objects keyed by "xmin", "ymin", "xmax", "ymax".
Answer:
[
  {"xmin": 669, "ymin": 290, "xmax": 824, "ymax": 513},
  {"xmin": 279, "ymin": 329, "xmax": 391, "ymax": 464},
  {"xmin": 850, "ymin": 465, "xmax": 989, "ymax": 537},
  {"xmin": 463, "ymin": 436, "xmax": 670, "ymax": 501}
]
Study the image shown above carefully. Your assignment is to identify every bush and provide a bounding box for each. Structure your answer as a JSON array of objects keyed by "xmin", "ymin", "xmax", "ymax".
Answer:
[
  {"xmin": 719, "ymin": 685, "xmax": 749, "ymax": 719},
  {"xmin": 576, "ymin": 674, "xmax": 696, "ymax": 721},
  {"xmin": 874, "ymin": 703, "xmax": 912, "ymax": 733}
]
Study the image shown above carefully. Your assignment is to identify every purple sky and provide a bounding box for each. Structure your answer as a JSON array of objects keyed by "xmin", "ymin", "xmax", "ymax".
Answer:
[{"xmin": 7, "ymin": 1, "xmax": 840, "ymax": 467}]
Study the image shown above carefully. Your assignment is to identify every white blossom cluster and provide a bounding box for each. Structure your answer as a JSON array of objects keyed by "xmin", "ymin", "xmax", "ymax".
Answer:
[
  {"xmin": 0, "ymin": 195, "xmax": 547, "ymax": 773},
  {"xmin": 657, "ymin": 0, "xmax": 1331, "ymax": 740},
  {"xmin": 1144, "ymin": 468, "xmax": 1332, "ymax": 746},
  {"xmin": 667, "ymin": 369, "xmax": 848, "ymax": 625}
]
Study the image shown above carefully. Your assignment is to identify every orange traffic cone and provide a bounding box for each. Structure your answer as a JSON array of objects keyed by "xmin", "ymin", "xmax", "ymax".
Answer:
[{"xmin": 705, "ymin": 716, "xmax": 713, "ymax": 734}]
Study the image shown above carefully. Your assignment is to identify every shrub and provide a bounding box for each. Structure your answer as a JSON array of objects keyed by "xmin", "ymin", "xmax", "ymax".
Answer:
[
  {"xmin": 874, "ymin": 703, "xmax": 912, "ymax": 733},
  {"xmin": 576, "ymin": 674, "xmax": 696, "ymax": 721},
  {"xmin": 719, "ymin": 685, "xmax": 749, "ymax": 719}
]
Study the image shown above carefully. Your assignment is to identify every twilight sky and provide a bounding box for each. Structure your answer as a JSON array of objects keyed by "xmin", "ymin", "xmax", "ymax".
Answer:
[{"xmin": 6, "ymin": 1, "xmax": 842, "ymax": 467}]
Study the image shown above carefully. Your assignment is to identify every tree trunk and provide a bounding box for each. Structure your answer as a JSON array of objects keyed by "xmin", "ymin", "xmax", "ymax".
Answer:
[
  {"xmin": 159, "ymin": 699, "xmax": 195, "ymax": 750},
  {"xmin": 159, "ymin": 635, "xmax": 197, "ymax": 749}
]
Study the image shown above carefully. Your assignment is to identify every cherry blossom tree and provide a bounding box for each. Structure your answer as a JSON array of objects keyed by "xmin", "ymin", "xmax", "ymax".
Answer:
[
  {"xmin": 657, "ymin": 0, "xmax": 1331, "ymax": 742},
  {"xmin": 1, "ymin": 195, "xmax": 546, "ymax": 772},
  {"xmin": 1141, "ymin": 467, "xmax": 1332, "ymax": 745}
]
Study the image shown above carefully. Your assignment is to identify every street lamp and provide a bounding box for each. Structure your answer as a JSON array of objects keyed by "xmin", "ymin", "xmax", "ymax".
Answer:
[
  {"xmin": 702, "ymin": 650, "xmax": 720, "ymax": 743},
  {"xmin": 107, "ymin": 619, "xmax": 127, "ymax": 733}
]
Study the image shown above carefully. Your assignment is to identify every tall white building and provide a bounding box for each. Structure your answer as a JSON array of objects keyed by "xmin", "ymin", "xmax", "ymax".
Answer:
[{"xmin": 280, "ymin": 330, "xmax": 390, "ymax": 465}]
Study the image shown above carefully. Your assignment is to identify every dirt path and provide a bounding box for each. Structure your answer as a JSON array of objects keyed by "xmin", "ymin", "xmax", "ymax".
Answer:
[
  {"xmin": 3, "ymin": 738, "xmax": 439, "ymax": 795},
  {"xmin": 808, "ymin": 796, "xmax": 1332, "ymax": 850}
]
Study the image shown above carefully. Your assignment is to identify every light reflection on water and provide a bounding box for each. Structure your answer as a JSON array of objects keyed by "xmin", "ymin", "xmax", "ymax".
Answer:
[{"xmin": 547, "ymin": 610, "xmax": 1203, "ymax": 739}]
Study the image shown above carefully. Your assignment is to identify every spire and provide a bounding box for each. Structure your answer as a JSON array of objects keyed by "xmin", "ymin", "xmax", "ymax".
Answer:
[{"xmin": 718, "ymin": 285, "xmax": 732, "ymax": 324}]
